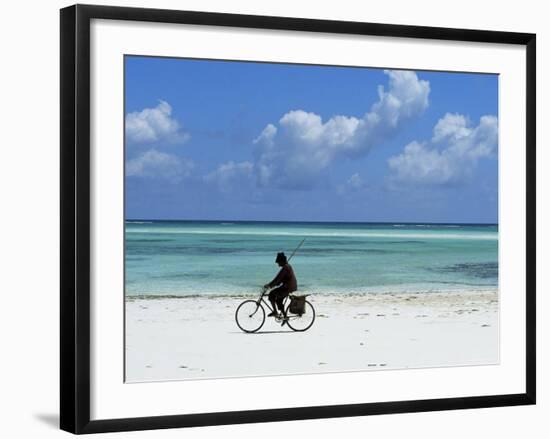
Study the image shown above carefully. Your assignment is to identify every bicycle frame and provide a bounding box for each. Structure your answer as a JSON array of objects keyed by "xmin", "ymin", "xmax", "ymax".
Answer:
[
  {"xmin": 254, "ymin": 290, "xmax": 277, "ymax": 313},
  {"xmin": 253, "ymin": 290, "xmax": 296, "ymax": 318}
]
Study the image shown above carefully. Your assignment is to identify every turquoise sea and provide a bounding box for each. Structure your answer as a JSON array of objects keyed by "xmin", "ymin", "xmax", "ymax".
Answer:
[{"xmin": 125, "ymin": 221, "xmax": 498, "ymax": 297}]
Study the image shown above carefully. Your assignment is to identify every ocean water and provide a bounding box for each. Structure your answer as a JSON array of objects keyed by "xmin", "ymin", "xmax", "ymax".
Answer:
[{"xmin": 125, "ymin": 221, "xmax": 498, "ymax": 297}]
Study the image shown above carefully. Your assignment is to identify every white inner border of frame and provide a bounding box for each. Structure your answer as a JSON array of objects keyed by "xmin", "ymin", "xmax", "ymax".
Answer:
[{"xmin": 90, "ymin": 19, "xmax": 526, "ymax": 420}]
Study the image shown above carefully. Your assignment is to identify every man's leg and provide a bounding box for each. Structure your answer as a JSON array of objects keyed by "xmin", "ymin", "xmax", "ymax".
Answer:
[
  {"xmin": 268, "ymin": 288, "xmax": 281, "ymax": 317},
  {"xmin": 276, "ymin": 296, "xmax": 284, "ymax": 315},
  {"xmin": 277, "ymin": 292, "xmax": 290, "ymax": 326},
  {"xmin": 277, "ymin": 291, "xmax": 289, "ymax": 318}
]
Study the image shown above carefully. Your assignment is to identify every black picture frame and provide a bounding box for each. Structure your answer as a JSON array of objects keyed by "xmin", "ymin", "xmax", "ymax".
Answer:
[{"xmin": 60, "ymin": 3, "xmax": 536, "ymax": 434}]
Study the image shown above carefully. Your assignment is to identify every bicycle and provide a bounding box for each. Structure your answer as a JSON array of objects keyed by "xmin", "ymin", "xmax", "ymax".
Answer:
[{"xmin": 235, "ymin": 287, "xmax": 316, "ymax": 333}]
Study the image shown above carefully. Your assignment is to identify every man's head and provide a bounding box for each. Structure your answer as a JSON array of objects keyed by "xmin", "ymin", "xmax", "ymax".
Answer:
[{"xmin": 275, "ymin": 252, "xmax": 287, "ymax": 266}]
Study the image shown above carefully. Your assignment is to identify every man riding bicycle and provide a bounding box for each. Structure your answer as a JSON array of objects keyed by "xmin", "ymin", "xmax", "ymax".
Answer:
[{"xmin": 264, "ymin": 252, "xmax": 297, "ymax": 322}]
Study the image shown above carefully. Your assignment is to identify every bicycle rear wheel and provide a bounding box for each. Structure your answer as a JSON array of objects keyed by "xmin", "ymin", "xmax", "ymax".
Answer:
[
  {"xmin": 285, "ymin": 300, "xmax": 315, "ymax": 332},
  {"xmin": 235, "ymin": 300, "xmax": 265, "ymax": 333}
]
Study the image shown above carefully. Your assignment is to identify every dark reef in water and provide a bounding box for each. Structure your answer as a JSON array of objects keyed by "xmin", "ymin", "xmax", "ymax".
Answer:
[{"xmin": 429, "ymin": 262, "xmax": 498, "ymax": 279}]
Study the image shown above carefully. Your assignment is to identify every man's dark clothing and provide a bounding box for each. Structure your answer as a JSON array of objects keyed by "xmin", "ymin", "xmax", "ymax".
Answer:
[{"xmin": 268, "ymin": 264, "xmax": 297, "ymax": 311}]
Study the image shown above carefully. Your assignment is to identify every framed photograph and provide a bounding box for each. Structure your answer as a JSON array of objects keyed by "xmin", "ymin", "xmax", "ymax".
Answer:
[{"xmin": 60, "ymin": 4, "xmax": 536, "ymax": 434}]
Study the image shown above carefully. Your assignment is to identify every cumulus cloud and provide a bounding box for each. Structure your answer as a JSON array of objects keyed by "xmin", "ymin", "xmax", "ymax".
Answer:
[
  {"xmin": 204, "ymin": 161, "xmax": 254, "ymax": 189},
  {"xmin": 126, "ymin": 149, "xmax": 194, "ymax": 182},
  {"xmin": 126, "ymin": 100, "xmax": 190, "ymax": 144},
  {"xmin": 388, "ymin": 113, "xmax": 498, "ymax": 186},
  {"xmin": 253, "ymin": 70, "xmax": 430, "ymax": 189},
  {"xmin": 253, "ymin": 124, "xmax": 277, "ymax": 147}
]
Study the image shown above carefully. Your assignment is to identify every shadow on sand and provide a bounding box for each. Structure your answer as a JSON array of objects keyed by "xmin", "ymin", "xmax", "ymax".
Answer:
[{"xmin": 229, "ymin": 330, "xmax": 294, "ymax": 335}]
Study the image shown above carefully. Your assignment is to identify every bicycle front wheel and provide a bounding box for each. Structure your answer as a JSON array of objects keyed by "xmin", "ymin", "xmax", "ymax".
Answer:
[
  {"xmin": 285, "ymin": 300, "xmax": 315, "ymax": 332},
  {"xmin": 235, "ymin": 300, "xmax": 265, "ymax": 333}
]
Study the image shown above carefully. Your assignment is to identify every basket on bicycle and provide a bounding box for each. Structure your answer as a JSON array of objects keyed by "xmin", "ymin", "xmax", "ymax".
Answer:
[{"xmin": 289, "ymin": 295, "xmax": 307, "ymax": 315}]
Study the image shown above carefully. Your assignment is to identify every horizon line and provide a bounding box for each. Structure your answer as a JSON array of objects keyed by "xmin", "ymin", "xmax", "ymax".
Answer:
[{"xmin": 125, "ymin": 218, "xmax": 498, "ymax": 226}]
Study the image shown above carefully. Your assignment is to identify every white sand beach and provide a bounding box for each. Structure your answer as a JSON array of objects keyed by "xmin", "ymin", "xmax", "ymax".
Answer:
[{"xmin": 125, "ymin": 289, "xmax": 498, "ymax": 383}]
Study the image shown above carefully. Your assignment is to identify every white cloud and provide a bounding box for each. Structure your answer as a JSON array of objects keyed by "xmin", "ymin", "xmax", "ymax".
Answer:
[
  {"xmin": 126, "ymin": 149, "xmax": 194, "ymax": 182},
  {"xmin": 253, "ymin": 124, "xmax": 277, "ymax": 147},
  {"xmin": 204, "ymin": 161, "xmax": 254, "ymax": 189},
  {"xmin": 126, "ymin": 100, "xmax": 190, "ymax": 144},
  {"xmin": 253, "ymin": 70, "xmax": 430, "ymax": 189},
  {"xmin": 388, "ymin": 113, "xmax": 498, "ymax": 186},
  {"xmin": 431, "ymin": 113, "xmax": 472, "ymax": 143}
]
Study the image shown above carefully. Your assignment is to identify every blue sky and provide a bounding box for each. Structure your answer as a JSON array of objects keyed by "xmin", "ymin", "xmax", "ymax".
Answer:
[{"xmin": 125, "ymin": 56, "xmax": 498, "ymax": 223}]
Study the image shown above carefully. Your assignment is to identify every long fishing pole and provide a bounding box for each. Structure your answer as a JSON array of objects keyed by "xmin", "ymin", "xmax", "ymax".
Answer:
[{"xmin": 287, "ymin": 238, "xmax": 306, "ymax": 262}]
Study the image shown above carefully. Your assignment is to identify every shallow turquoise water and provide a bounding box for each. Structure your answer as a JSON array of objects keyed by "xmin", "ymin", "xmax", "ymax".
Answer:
[{"xmin": 125, "ymin": 221, "xmax": 498, "ymax": 297}]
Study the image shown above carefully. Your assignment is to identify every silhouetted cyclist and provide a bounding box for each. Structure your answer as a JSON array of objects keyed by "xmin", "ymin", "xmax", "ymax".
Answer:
[{"xmin": 264, "ymin": 252, "xmax": 297, "ymax": 322}]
